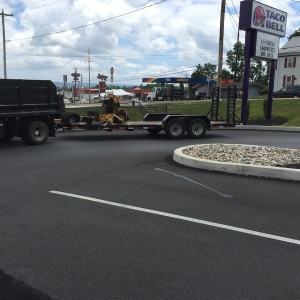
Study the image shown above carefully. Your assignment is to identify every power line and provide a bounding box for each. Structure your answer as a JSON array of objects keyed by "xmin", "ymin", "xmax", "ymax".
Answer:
[
  {"xmin": 16, "ymin": 0, "xmax": 66, "ymax": 12},
  {"xmin": 6, "ymin": 53, "xmax": 217, "ymax": 61},
  {"xmin": 229, "ymin": 0, "xmax": 239, "ymax": 16},
  {"xmin": 8, "ymin": 0, "xmax": 167, "ymax": 42},
  {"xmin": 119, "ymin": 68, "xmax": 197, "ymax": 80},
  {"xmin": 115, "ymin": 60, "xmax": 221, "ymax": 81},
  {"xmin": 225, "ymin": 3, "xmax": 238, "ymax": 30},
  {"xmin": 3, "ymin": 0, "xmax": 49, "ymax": 11}
]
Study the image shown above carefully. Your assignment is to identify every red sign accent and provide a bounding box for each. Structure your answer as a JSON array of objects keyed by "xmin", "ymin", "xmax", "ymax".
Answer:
[{"xmin": 99, "ymin": 81, "xmax": 106, "ymax": 94}]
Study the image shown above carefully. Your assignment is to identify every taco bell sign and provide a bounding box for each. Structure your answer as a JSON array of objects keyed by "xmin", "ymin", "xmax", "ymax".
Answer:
[{"xmin": 239, "ymin": 0, "xmax": 287, "ymax": 37}]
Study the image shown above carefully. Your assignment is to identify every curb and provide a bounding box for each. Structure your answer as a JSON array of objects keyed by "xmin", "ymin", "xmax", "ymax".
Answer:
[
  {"xmin": 173, "ymin": 146, "xmax": 300, "ymax": 182},
  {"xmin": 234, "ymin": 125, "xmax": 300, "ymax": 132},
  {"xmin": 213, "ymin": 125, "xmax": 300, "ymax": 132}
]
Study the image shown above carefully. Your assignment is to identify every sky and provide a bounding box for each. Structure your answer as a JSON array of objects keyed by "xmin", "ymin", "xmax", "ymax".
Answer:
[{"xmin": 1, "ymin": 0, "xmax": 300, "ymax": 87}]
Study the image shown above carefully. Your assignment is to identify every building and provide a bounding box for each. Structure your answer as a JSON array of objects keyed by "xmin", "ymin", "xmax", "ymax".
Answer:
[
  {"xmin": 274, "ymin": 35, "xmax": 300, "ymax": 91},
  {"xmin": 192, "ymin": 81, "xmax": 263, "ymax": 99}
]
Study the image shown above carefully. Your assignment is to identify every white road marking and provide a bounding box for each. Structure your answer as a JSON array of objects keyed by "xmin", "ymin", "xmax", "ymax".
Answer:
[
  {"xmin": 155, "ymin": 168, "xmax": 233, "ymax": 198},
  {"xmin": 49, "ymin": 190, "xmax": 300, "ymax": 246}
]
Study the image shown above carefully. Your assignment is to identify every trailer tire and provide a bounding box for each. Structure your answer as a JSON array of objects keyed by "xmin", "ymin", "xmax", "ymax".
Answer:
[
  {"xmin": 147, "ymin": 128, "xmax": 161, "ymax": 135},
  {"xmin": 21, "ymin": 121, "xmax": 49, "ymax": 145},
  {"xmin": 115, "ymin": 109, "xmax": 128, "ymax": 123},
  {"xmin": 165, "ymin": 119, "xmax": 186, "ymax": 139},
  {"xmin": 61, "ymin": 112, "xmax": 80, "ymax": 124},
  {"xmin": 187, "ymin": 119, "xmax": 206, "ymax": 138}
]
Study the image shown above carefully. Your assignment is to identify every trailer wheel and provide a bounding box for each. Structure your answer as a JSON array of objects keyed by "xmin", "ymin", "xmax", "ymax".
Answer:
[
  {"xmin": 165, "ymin": 119, "xmax": 186, "ymax": 139},
  {"xmin": 61, "ymin": 112, "xmax": 80, "ymax": 124},
  {"xmin": 21, "ymin": 121, "xmax": 49, "ymax": 145},
  {"xmin": 147, "ymin": 128, "xmax": 161, "ymax": 135},
  {"xmin": 187, "ymin": 119, "xmax": 207, "ymax": 138},
  {"xmin": 115, "ymin": 109, "xmax": 128, "ymax": 123}
]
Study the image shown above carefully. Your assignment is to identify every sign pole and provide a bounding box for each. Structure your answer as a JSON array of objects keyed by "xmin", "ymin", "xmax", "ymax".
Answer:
[
  {"xmin": 241, "ymin": 30, "xmax": 253, "ymax": 124},
  {"xmin": 266, "ymin": 60, "xmax": 276, "ymax": 119},
  {"xmin": 239, "ymin": 0, "xmax": 287, "ymax": 124},
  {"xmin": 110, "ymin": 67, "xmax": 114, "ymax": 91},
  {"xmin": 217, "ymin": 0, "xmax": 226, "ymax": 101}
]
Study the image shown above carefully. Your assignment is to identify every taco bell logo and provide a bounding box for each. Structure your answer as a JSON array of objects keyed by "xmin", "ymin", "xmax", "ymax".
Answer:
[
  {"xmin": 253, "ymin": 6, "xmax": 266, "ymax": 27},
  {"xmin": 238, "ymin": 1, "xmax": 287, "ymax": 37}
]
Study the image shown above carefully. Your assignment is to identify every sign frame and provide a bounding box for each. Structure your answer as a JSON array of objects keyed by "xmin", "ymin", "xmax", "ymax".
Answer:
[
  {"xmin": 239, "ymin": 0, "xmax": 287, "ymax": 37},
  {"xmin": 254, "ymin": 31, "xmax": 280, "ymax": 60}
]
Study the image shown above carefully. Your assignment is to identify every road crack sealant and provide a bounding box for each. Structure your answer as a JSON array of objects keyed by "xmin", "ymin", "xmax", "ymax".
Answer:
[{"xmin": 155, "ymin": 168, "xmax": 233, "ymax": 199}]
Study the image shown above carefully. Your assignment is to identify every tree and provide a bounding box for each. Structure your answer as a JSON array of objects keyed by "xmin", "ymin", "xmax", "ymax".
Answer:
[
  {"xmin": 250, "ymin": 59, "xmax": 267, "ymax": 83},
  {"xmin": 288, "ymin": 28, "xmax": 300, "ymax": 40},
  {"xmin": 221, "ymin": 69, "xmax": 233, "ymax": 79},
  {"xmin": 225, "ymin": 41, "xmax": 268, "ymax": 85},
  {"xmin": 226, "ymin": 41, "xmax": 244, "ymax": 81},
  {"xmin": 191, "ymin": 63, "xmax": 217, "ymax": 79}
]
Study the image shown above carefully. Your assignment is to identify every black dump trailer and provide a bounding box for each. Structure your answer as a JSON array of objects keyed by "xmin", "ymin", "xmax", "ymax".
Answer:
[{"xmin": 0, "ymin": 79, "xmax": 65, "ymax": 145}]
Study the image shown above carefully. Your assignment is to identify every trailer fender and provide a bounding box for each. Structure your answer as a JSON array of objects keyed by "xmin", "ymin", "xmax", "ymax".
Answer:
[{"xmin": 147, "ymin": 128, "xmax": 162, "ymax": 135}]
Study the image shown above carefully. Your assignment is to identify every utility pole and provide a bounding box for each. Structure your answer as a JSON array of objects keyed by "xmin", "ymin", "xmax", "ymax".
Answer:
[
  {"xmin": 74, "ymin": 68, "xmax": 77, "ymax": 103},
  {"xmin": 87, "ymin": 49, "xmax": 92, "ymax": 103},
  {"xmin": 217, "ymin": 0, "xmax": 226, "ymax": 99},
  {"xmin": 1, "ymin": 9, "xmax": 13, "ymax": 79},
  {"xmin": 80, "ymin": 74, "xmax": 83, "ymax": 99}
]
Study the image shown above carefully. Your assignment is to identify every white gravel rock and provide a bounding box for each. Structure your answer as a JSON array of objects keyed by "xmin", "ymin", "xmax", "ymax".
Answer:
[{"xmin": 182, "ymin": 144, "xmax": 300, "ymax": 169}]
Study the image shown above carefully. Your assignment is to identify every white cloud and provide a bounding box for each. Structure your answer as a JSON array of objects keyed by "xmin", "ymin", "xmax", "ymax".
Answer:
[{"xmin": 0, "ymin": 0, "xmax": 298, "ymax": 85}]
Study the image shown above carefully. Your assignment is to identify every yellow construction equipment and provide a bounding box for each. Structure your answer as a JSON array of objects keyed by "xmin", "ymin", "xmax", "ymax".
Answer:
[{"xmin": 98, "ymin": 92, "xmax": 128, "ymax": 124}]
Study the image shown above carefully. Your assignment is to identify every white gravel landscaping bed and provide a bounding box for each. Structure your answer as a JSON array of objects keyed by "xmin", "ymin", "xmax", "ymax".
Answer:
[{"xmin": 182, "ymin": 144, "xmax": 300, "ymax": 169}]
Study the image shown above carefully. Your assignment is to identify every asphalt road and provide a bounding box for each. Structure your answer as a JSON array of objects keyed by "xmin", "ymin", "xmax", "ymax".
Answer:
[{"xmin": 0, "ymin": 129, "xmax": 300, "ymax": 300}]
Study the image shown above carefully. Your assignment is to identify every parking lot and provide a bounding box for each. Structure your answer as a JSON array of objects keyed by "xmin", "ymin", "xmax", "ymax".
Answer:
[{"xmin": 1, "ymin": 129, "xmax": 300, "ymax": 299}]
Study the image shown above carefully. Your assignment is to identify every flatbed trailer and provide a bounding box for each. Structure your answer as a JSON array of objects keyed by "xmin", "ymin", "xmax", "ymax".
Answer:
[{"xmin": 58, "ymin": 112, "xmax": 218, "ymax": 139}]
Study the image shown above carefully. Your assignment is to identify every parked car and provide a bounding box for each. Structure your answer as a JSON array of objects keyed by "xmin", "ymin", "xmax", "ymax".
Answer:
[{"xmin": 273, "ymin": 85, "xmax": 300, "ymax": 98}]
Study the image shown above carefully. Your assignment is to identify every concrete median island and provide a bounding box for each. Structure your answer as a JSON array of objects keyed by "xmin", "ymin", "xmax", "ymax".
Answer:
[{"xmin": 173, "ymin": 144, "xmax": 300, "ymax": 181}]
